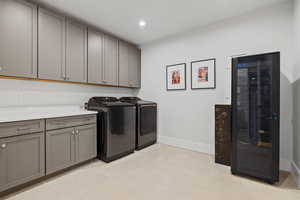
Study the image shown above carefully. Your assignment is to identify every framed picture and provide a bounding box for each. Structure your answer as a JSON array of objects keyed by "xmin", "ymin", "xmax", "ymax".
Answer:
[
  {"xmin": 166, "ymin": 63, "xmax": 186, "ymax": 91},
  {"xmin": 191, "ymin": 58, "xmax": 216, "ymax": 89}
]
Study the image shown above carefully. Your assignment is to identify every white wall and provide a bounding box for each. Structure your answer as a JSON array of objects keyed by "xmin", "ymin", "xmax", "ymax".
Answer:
[
  {"xmin": 139, "ymin": 1, "xmax": 294, "ymax": 171},
  {"xmin": 0, "ymin": 79, "xmax": 135, "ymax": 107},
  {"xmin": 292, "ymin": 0, "xmax": 300, "ymax": 187},
  {"xmin": 294, "ymin": 0, "xmax": 300, "ymax": 80}
]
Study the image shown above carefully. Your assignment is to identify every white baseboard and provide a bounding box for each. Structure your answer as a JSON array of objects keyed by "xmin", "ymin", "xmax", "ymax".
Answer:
[
  {"xmin": 280, "ymin": 158, "xmax": 291, "ymax": 172},
  {"xmin": 291, "ymin": 161, "xmax": 300, "ymax": 188},
  {"xmin": 158, "ymin": 135, "xmax": 213, "ymax": 155},
  {"xmin": 158, "ymin": 135, "xmax": 291, "ymax": 172}
]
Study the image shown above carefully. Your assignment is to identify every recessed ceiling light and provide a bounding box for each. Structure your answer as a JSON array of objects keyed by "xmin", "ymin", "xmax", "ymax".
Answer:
[{"xmin": 139, "ymin": 20, "xmax": 146, "ymax": 29}]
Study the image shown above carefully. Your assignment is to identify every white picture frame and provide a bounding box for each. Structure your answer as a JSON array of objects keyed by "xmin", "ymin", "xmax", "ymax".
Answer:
[
  {"xmin": 191, "ymin": 58, "xmax": 216, "ymax": 89},
  {"xmin": 166, "ymin": 63, "xmax": 186, "ymax": 91}
]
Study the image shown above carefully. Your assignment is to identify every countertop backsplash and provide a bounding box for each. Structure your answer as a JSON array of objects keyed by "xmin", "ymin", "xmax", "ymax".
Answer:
[{"xmin": 0, "ymin": 79, "xmax": 136, "ymax": 108}]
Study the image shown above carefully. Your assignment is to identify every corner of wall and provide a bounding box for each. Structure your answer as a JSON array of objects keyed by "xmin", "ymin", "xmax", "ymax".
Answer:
[
  {"xmin": 158, "ymin": 135, "xmax": 213, "ymax": 155},
  {"xmin": 291, "ymin": 161, "xmax": 300, "ymax": 188}
]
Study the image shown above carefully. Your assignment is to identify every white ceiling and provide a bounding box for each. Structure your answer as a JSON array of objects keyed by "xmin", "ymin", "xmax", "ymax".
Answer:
[{"xmin": 34, "ymin": 0, "xmax": 289, "ymax": 45}]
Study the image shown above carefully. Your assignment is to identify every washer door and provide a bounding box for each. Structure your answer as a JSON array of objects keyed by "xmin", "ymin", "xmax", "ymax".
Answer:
[
  {"xmin": 140, "ymin": 105, "xmax": 157, "ymax": 136},
  {"xmin": 106, "ymin": 106, "xmax": 136, "ymax": 158}
]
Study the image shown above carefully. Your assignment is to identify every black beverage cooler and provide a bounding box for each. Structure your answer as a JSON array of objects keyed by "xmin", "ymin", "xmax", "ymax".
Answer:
[{"xmin": 231, "ymin": 52, "xmax": 280, "ymax": 184}]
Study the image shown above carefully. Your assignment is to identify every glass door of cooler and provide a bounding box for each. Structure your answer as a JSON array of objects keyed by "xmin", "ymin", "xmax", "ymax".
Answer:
[{"xmin": 231, "ymin": 52, "xmax": 279, "ymax": 182}]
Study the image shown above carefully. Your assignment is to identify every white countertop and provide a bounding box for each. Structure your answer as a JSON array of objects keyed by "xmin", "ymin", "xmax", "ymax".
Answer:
[{"xmin": 0, "ymin": 105, "xmax": 98, "ymax": 123}]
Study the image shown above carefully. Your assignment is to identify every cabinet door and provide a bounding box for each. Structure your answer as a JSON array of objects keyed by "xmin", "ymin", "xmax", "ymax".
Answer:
[
  {"xmin": 75, "ymin": 124, "xmax": 97, "ymax": 164},
  {"xmin": 103, "ymin": 35, "xmax": 118, "ymax": 85},
  {"xmin": 66, "ymin": 20, "xmax": 87, "ymax": 83},
  {"xmin": 215, "ymin": 105, "xmax": 231, "ymax": 166},
  {"xmin": 88, "ymin": 29, "xmax": 104, "ymax": 84},
  {"xmin": 46, "ymin": 128, "xmax": 75, "ymax": 175},
  {"xmin": 0, "ymin": 0, "xmax": 37, "ymax": 78},
  {"xmin": 38, "ymin": 8, "xmax": 66, "ymax": 81},
  {"xmin": 118, "ymin": 41, "xmax": 130, "ymax": 87},
  {"xmin": 129, "ymin": 46, "xmax": 141, "ymax": 88},
  {"xmin": 0, "ymin": 132, "xmax": 45, "ymax": 192}
]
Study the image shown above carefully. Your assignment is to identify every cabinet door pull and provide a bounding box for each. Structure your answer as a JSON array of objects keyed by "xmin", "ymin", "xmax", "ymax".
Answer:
[
  {"xmin": 82, "ymin": 118, "xmax": 92, "ymax": 122},
  {"xmin": 52, "ymin": 122, "xmax": 66, "ymax": 126},
  {"xmin": 17, "ymin": 127, "xmax": 31, "ymax": 132},
  {"xmin": 76, "ymin": 130, "xmax": 79, "ymax": 135},
  {"xmin": 239, "ymin": 141, "xmax": 249, "ymax": 145},
  {"xmin": 1, "ymin": 144, "xmax": 6, "ymax": 149}
]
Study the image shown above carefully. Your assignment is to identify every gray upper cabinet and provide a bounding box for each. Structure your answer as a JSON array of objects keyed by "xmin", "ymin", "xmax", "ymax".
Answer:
[
  {"xmin": 0, "ymin": 132, "xmax": 45, "ymax": 192},
  {"xmin": 0, "ymin": 0, "xmax": 141, "ymax": 88},
  {"xmin": 46, "ymin": 127, "xmax": 75, "ymax": 175},
  {"xmin": 118, "ymin": 41, "xmax": 130, "ymax": 87},
  {"xmin": 38, "ymin": 11, "xmax": 87, "ymax": 83},
  {"xmin": 38, "ymin": 8, "xmax": 66, "ymax": 81},
  {"xmin": 0, "ymin": 0, "xmax": 37, "ymax": 78},
  {"xmin": 66, "ymin": 20, "xmax": 87, "ymax": 83},
  {"xmin": 129, "ymin": 45, "xmax": 141, "ymax": 88},
  {"xmin": 88, "ymin": 29, "xmax": 104, "ymax": 84},
  {"xmin": 118, "ymin": 41, "xmax": 141, "ymax": 88},
  {"xmin": 103, "ymin": 35, "xmax": 119, "ymax": 86}
]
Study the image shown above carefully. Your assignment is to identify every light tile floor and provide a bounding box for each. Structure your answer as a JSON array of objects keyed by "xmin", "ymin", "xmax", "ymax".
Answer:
[{"xmin": 2, "ymin": 144, "xmax": 300, "ymax": 200}]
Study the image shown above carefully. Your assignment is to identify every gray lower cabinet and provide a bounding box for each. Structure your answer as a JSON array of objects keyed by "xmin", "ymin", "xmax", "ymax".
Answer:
[
  {"xmin": 46, "ymin": 115, "xmax": 97, "ymax": 131},
  {"xmin": 0, "ymin": 120, "xmax": 44, "ymax": 139},
  {"xmin": 46, "ymin": 127, "xmax": 75, "ymax": 175},
  {"xmin": 66, "ymin": 20, "xmax": 87, "ymax": 83},
  {"xmin": 0, "ymin": 115, "xmax": 97, "ymax": 192},
  {"xmin": 46, "ymin": 124, "xmax": 97, "ymax": 175},
  {"xmin": 0, "ymin": 0, "xmax": 37, "ymax": 78},
  {"xmin": 118, "ymin": 41, "xmax": 141, "ymax": 88},
  {"xmin": 103, "ymin": 35, "xmax": 119, "ymax": 86},
  {"xmin": 75, "ymin": 124, "xmax": 97, "ymax": 164},
  {"xmin": 87, "ymin": 29, "xmax": 104, "ymax": 84},
  {"xmin": 38, "ymin": 8, "xmax": 66, "ymax": 81},
  {"xmin": 0, "ymin": 132, "xmax": 45, "ymax": 192}
]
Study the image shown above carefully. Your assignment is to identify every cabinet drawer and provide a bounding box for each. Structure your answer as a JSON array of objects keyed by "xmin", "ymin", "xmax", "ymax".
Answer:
[
  {"xmin": 46, "ymin": 115, "xmax": 97, "ymax": 130},
  {"xmin": 0, "ymin": 120, "xmax": 45, "ymax": 139}
]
